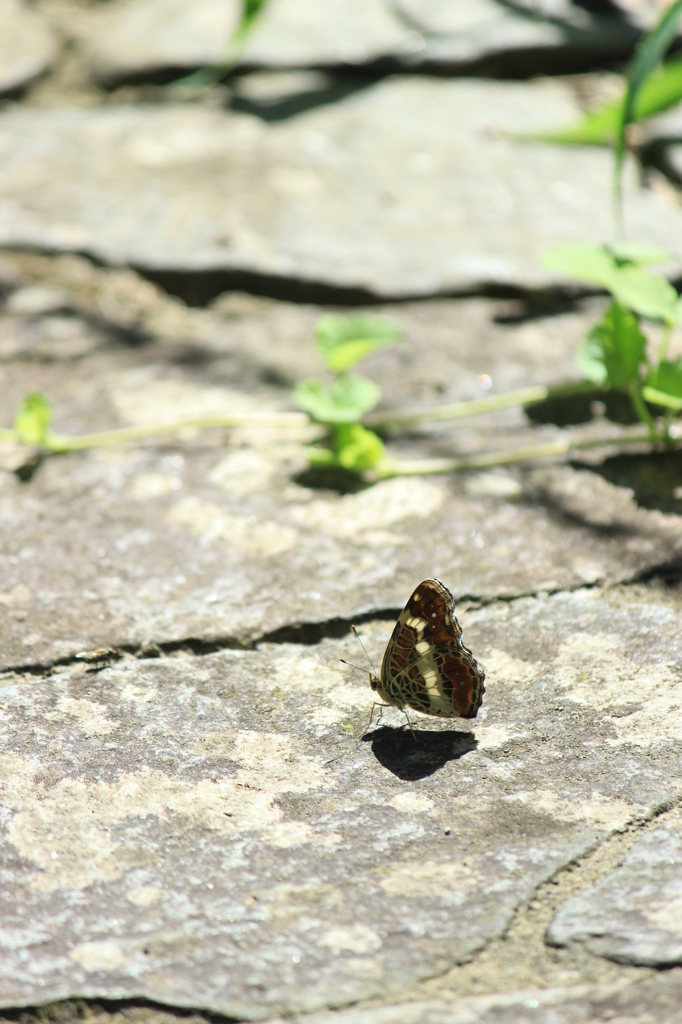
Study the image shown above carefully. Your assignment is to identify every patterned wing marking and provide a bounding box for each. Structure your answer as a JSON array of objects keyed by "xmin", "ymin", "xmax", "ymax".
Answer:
[{"xmin": 378, "ymin": 579, "xmax": 485, "ymax": 719}]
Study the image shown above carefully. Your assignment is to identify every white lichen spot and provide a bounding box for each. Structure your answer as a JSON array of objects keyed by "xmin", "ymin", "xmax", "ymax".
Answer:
[
  {"xmin": 109, "ymin": 374, "xmax": 261, "ymax": 427},
  {"xmin": 167, "ymin": 498, "xmax": 297, "ymax": 556},
  {"xmin": 289, "ymin": 478, "xmax": 445, "ymax": 543},
  {"xmin": 389, "ymin": 793, "xmax": 434, "ymax": 814},
  {"xmin": 482, "ymin": 649, "xmax": 539, "ymax": 689},
  {"xmin": 128, "ymin": 473, "xmax": 182, "ymax": 500},
  {"xmin": 119, "ymin": 683, "xmax": 158, "ymax": 703},
  {"xmin": 380, "ymin": 858, "xmax": 482, "ymax": 898},
  {"xmin": 272, "ymin": 650, "xmax": 365, "ymax": 726},
  {"xmin": 474, "ymin": 724, "xmax": 513, "ymax": 750},
  {"xmin": 209, "ymin": 449, "xmax": 276, "ymax": 497},
  {"xmin": 69, "ymin": 942, "xmax": 129, "ymax": 972},
  {"xmin": 554, "ymin": 632, "xmax": 682, "ymax": 746},
  {"xmin": 127, "ymin": 886, "xmax": 164, "ymax": 907},
  {"xmin": 645, "ymin": 891, "xmax": 682, "ymax": 933},
  {"xmin": 46, "ymin": 697, "xmax": 117, "ymax": 737},
  {"xmin": 320, "ymin": 924, "xmax": 382, "ymax": 954}
]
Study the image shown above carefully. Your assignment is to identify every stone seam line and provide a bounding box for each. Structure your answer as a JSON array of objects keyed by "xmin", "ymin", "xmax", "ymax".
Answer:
[
  {"xmin": 4, "ymin": 561, "xmax": 681, "ymax": 678},
  {"xmin": 0, "ymin": 582, "xmax": 611, "ymax": 677}
]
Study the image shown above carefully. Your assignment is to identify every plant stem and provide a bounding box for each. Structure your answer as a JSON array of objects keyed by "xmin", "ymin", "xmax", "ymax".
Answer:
[
  {"xmin": 374, "ymin": 428, "xmax": 655, "ymax": 479},
  {"xmin": 363, "ymin": 380, "xmax": 598, "ymax": 430},
  {"xmin": 44, "ymin": 412, "xmax": 310, "ymax": 453},
  {"xmin": 628, "ymin": 381, "xmax": 659, "ymax": 442}
]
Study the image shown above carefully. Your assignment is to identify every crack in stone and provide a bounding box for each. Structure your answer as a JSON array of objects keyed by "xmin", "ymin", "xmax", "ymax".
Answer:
[
  {"xmin": 5, "ymin": 567, "xmax": 677, "ymax": 680},
  {"xmin": 0, "ymin": 997, "xmax": 240, "ymax": 1024}
]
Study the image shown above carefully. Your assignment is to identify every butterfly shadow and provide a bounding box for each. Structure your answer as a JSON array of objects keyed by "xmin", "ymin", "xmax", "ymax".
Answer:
[{"xmin": 362, "ymin": 726, "xmax": 478, "ymax": 781}]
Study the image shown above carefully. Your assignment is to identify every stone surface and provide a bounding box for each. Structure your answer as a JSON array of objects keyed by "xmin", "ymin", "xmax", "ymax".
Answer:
[
  {"xmin": 0, "ymin": 0, "xmax": 57, "ymax": 98},
  {"xmin": 2, "ymin": 78, "xmax": 682, "ymax": 299},
  {"xmin": 2, "ymin": 289, "xmax": 682, "ymax": 669},
  {"xmin": 547, "ymin": 821, "xmax": 682, "ymax": 966},
  {"xmin": 264, "ymin": 974, "xmax": 682, "ymax": 1023},
  {"xmin": 73, "ymin": 0, "xmax": 640, "ymax": 86},
  {"xmin": 1, "ymin": 583, "xmax": 681, "ymax": 1015}
]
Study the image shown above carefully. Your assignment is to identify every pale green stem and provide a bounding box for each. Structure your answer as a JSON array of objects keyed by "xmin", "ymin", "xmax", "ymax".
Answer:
[
  {"xmin": 44, "ymin": 412, "xmax": 309, "ymax": 453},
  {"xmin": 628, "ymin": 381, "xmax": 659, "ymax": 443},
  {"xmin": 374, "ymin": 428, "xmax": 654, "ymax": 479},
  {"xmin": 363, "ymin": 381, "xmax": 598, "ymax": 430}
]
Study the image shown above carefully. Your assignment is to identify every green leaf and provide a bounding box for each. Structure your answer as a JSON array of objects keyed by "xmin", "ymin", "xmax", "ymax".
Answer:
[
  {"xmin": 334, "ymin": 424, "xmax": 386, "ymax": 472},
  {"xmin": 616, "ymin": 1, "xmax": 682, "ymax": 220},
  {"xmin": 315, "ymin": 315, "xmax": 401, "ymax": 374},
  {"xmin": 579, "ymin": 303, "xmax": 647, "ymax": 390},
  {"xmin": 294, "ymin": 376, "xmax": 381, "ymax": 423},
  {"xmin": 642, "ymin": 386, "xmax": 682, "ymax": 410},
  {"xmin": 608, "ymin": 243, "xmax": 671, "ymax": 267},
  {"xmin": 611, "ymin": 266, "xmax": 680, "ymax": 324},
  {"xmin": 541, "ymin": 244, "xmax": 618, "ymax": 289},
  {"xmin": 14, "ymin": 392, "xmax": 53, "ymax": 446},
  {"xmin": 644, "ymin": 358, "xmax": 682, "ymax": 408},
  {"xmin": 304, "ymin": 445, "xmax": 337, "ymax": 467},
  {"xmin": 577, "ymin": 336, "xmax": 609, "ymax": 385},
  {"xmin": 529, "ymin": 55, "xmax": 682, "ymax": 147}
]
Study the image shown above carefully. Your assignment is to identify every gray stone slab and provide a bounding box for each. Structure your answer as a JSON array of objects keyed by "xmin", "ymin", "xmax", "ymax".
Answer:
[
  {"xmin": 0, "ymin": 0, "xmax": 57, "ymax": 98},
  {"xmin": 2, "ymin": 78, "xmax": 682, "ymax": 298},
  {"xmin": 547, "ymin": 822, "xmax": 682, "ymax": 966},
  {"xmin": 1, "ymin": 583, "xmax": 682, "ymax": 1015},
  {"xmin": 1, "ymin": 286, "xmax": 682, "ymax": 669},
  {"xmin": 72, "ymin": 0, "xmax": 639, "ymax": 86},
  {"xmin": 1, "ymin": 371, "xmax": 681, "ymax": 670}
]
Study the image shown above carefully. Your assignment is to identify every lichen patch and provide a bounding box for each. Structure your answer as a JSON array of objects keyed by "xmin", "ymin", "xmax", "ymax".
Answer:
[
  {"xmin": 289, "ymin": 478, "xmax": 445, "ymax": 542},
  {"xmin": 0, "ymin": 733, "xmax": 327, "ymax": 892},
  {"xmin": 167, "ymin": 498, "xmax": 297, "ymax": 556}
]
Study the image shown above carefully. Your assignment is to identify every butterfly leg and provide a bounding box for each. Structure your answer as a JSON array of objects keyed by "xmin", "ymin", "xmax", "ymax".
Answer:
[
  {"xmin": 401, "ymin": 709, "xmax": 417, "ymax": 742},
  {"xmin": 360, "ymin": 701, "xmax": 390, "ymax": 741}
]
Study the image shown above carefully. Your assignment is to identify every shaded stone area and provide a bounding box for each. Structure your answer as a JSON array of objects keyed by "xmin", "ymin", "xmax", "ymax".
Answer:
[
  {"xmin": 0, "ymin": 0, "xmax": 57, "ymax": 98},
  {"xmin": 0, "ymin": 583, "xmax": 681, "ymax": 1015},
  {"xmin": 2, "ymin": 79, "xmax": 682, "ymax": 300},
  {"xmin": 70, "ymin": 0, "xmax": 641, "ymax": 86},
  {"xmin": 547, "ymin": 822, "xmax": 682, "ymax": 967}
]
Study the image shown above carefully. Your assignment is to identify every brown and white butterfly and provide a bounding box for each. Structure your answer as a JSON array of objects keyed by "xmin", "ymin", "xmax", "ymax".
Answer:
[{"xmin": 350, "ymin": 578, "xmax": 485, "ymax": 732}]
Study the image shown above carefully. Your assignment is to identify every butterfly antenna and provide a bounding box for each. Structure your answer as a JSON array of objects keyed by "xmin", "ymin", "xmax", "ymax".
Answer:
[
  {"xmin": 339, "ymin": 658, "xmax": 370, "ymax": 674},
  {"xmin": 350, "ymin": 624, "xmax": 378, "ymax": 677}
]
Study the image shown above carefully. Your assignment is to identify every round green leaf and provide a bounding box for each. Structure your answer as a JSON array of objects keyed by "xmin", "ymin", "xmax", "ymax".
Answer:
[
  {"xmin": 14, "ymin": 392, "xmax": 53, "ymax": 446},
  {"xmin": 335, "ymin": 424, "xmax": 386, "ymax": 472},
  {"xmin": 611, "ymin": 266, "xmax": 680, "ymax": 324},
  {"xmin": 541, "ymin": 244, "xmax": 618, "ymax": 289},
  {"xmin": 294, "ymin": 376, "xmax": 381, "ymax": 423},
  {"xmin": 315, "ymin": 315, "xmax": 401, "ymax": 373}
]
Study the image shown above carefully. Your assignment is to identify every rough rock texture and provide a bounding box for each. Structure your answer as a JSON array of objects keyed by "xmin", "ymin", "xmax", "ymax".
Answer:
[
  {"xmin": 73, "ymin": 0, "xmax": 640, "ymax": 86},
  {"xmin": 264, "ymin": 974, "xmax": 682, "ymax": 1023},
  {"xmin": 547, "ymin": 822, "xmax": 682, "ymax": 966},
  {"xmin": 2, "ymin": 78, "xmax": 682, "ymax": 299},
  {"xmin": 0, "ymin": 583, "xmax": 681, "ymax": 1015},
  {"xmin": 0, "ymin": 0, "xmax": 57, "ymax": 97},
  {"xmin": 2, "ymin": 287, "xmax": 682, "ymax": 670}
]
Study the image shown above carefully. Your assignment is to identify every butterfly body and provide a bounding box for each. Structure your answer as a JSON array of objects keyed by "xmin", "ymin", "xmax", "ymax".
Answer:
[{"xmin": 370, "ymin": 578, "xmax": 485, "ymax": 720}]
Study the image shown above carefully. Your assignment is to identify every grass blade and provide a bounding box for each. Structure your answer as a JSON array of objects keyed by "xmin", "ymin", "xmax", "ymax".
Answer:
[{"xmin": 616, "ymin": 0, "xmax": 682, "ymax": 229}]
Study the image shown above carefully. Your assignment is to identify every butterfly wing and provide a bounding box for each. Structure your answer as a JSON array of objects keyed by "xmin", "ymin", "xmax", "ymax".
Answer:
[{"xmin": 379, "ymin": 578, "xmax": 485, "ymax": 719}]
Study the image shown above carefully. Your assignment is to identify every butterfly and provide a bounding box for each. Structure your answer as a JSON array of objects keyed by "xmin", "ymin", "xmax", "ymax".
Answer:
[{"xmin": 347, "ymin": 579, "xmax": 485, "ymax": 734}]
